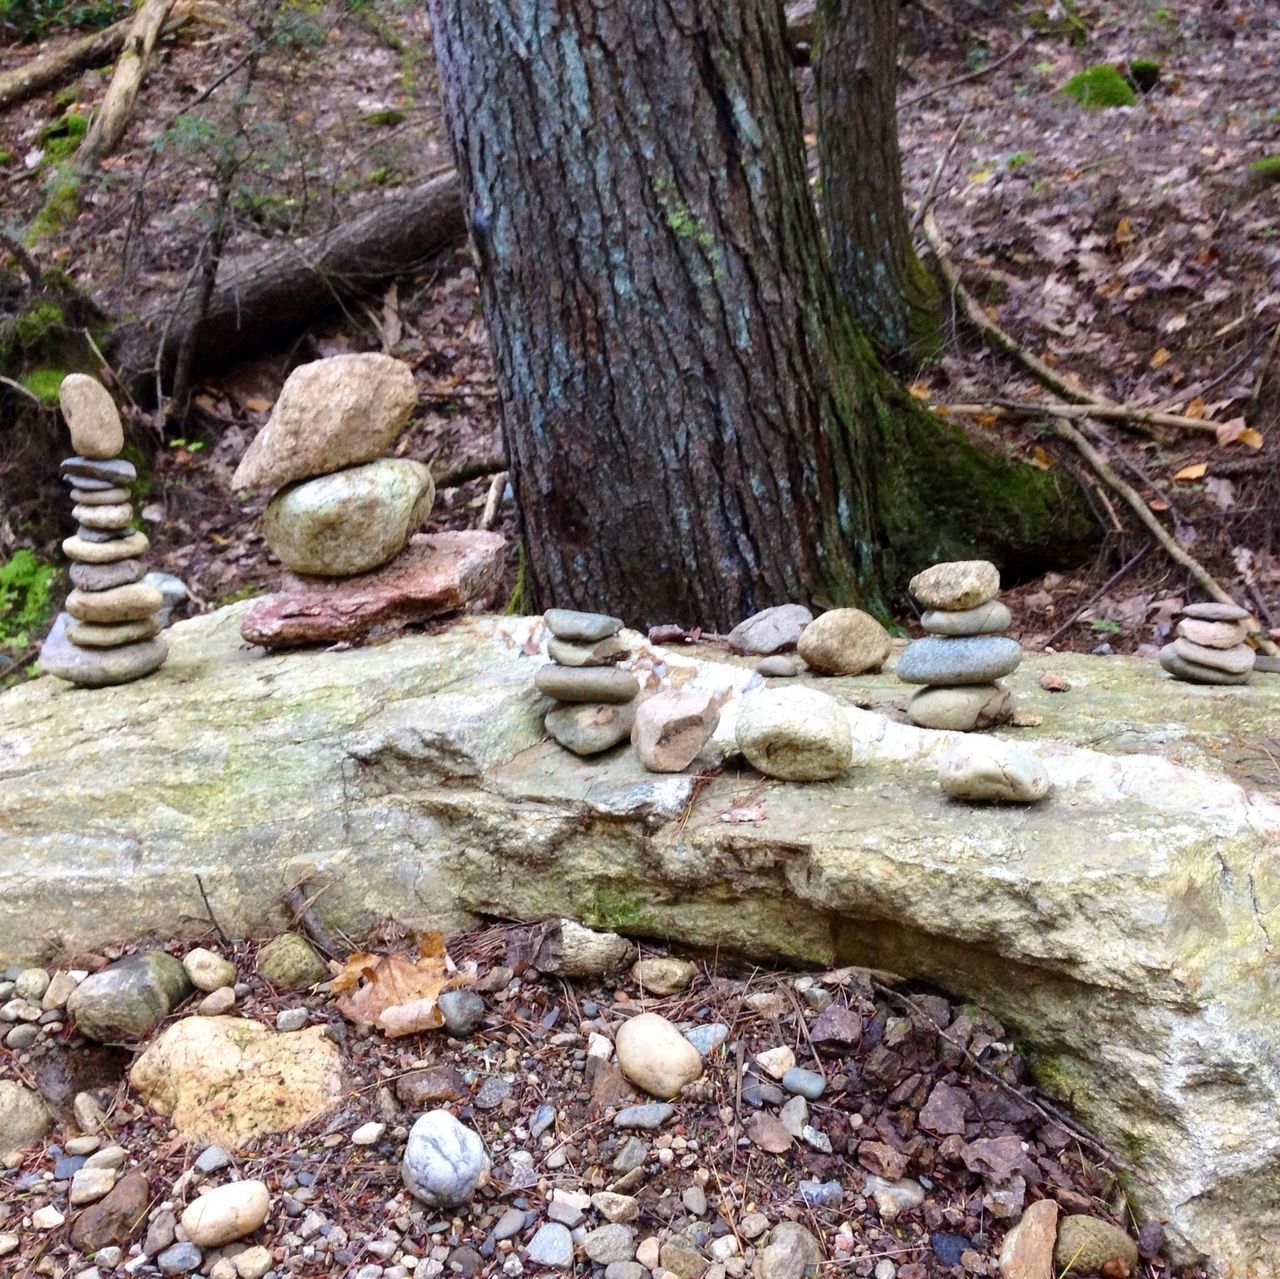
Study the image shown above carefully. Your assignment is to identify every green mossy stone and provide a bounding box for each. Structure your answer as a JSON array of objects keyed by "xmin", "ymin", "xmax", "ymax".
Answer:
[
  {"xmin": 257, "ymin": 934, "xmax": 328, "ymax": 990},
  {"xmin": 65, "ymin": 952, "xmax": 192, "ymax": 1042},
  {"xmin": 1059, "ymin": 65, "xmax": 1137, "ymax": 109}
]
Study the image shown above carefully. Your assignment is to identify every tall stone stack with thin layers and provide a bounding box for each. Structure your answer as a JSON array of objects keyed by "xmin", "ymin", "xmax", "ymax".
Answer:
[
  {"xmin": 1159, "ymin": 601, "xmax": 1255, "ymax": 685},
  {"xmin": 897, "ymin": 560, "xmax": 1022, "ymax": 731},
  {"xmin": 39, "ymin": 375, "xmax": 169, "ymax": 687},
  {"xmin": 235, "ymin": 354, "xmax": 504, "ymax": 649},
  {"xmin": 536, "ymin": 610, "xmax": 640, "ymax": 756}
]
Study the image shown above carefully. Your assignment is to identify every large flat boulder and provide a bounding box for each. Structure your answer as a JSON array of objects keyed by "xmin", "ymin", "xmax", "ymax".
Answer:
[{"xmin": 1, "ymin": 606, "xmax": 1278, "ymax": 1273}]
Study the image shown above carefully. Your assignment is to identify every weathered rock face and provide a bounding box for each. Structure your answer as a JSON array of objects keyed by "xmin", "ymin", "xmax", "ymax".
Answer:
[{"xmin": 2, "ymin": 607, "xmax": 1280, "ymax": 1273}]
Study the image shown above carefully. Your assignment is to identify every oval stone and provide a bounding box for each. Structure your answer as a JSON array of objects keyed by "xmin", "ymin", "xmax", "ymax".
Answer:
[
  {"xmin": 71, "ymin": 486, "xmax": 132, "ymax": 507},
  {"xmin": 1175, "ymin": 618, "xmax": 1249, "ymax": 649},
  {"xmin": 906, "ymin": 683, "xmax": 1014, "ymax": 731},
  {"xmin": 1172, "ymin": 638, "xmax": 1254, "ymax": 676},
  {"xmin": 544, "ymin": 608, "xmax": 624, "ymax": 642},
  {"xmin": 547, "ymin": 635, "xmax": 628, "ymax": 667},
  {"xmin": 920, "ymin": 600, "xmax": 1011, "ymax": 636},
  {"xmin": 1158, "ymin": 643, "xmax": 1251, "ymax": 686},
  {"xmin": 60, "ymin": 457, "xmax": 137, "ymax": 485},
  {"xmin": 73, "ymin": 503, "xmax": 133, "ymax": 531},
  {"xmin": 895, "ymin": 635, "xmax": 1022, "ymax": 685},
  {"xmin": 796, "ymin": 608, "xmax": 891, "ymax": 675},
  {"xmin": 726, "ymin": 603, "xmax": 813, "ymax": 656},
  {"xmin": 70, "ymin": 559, "xmax": 145, "ymax": 591},
  {"xmin": 535, "ymin": 663, "xmax": 638, "ymax": 704},
  {"xmin": 67, "ymin": 582, "xmax": 163, "ymax": 624},
  {"xmin": 263, "ymin": 459, "xmax": 435, "ymax": 577},
  {"xmin": 181, "ymin": 1179, "xmax": 270, "ymax": 1247},
  {"xmin": 63, "ymin": 531, "xmax": 150, "ymax": 564},
  {"xmin": 938, "ymin": 738, "xmax": 1050, "ymax": 804},
  {"xmin": 60, "ymin": 375, "xmax": 124, "ymax": 460},
  {"xmin": 1181, "ymin": 601, "xmax": 1250, "ymax": 622},
  {"xmin": 614, "ymin": 1012, "xmax": 703, "ymax": 1099},
  {"xmin": 39, "ymin": 613, "xmax": 167, "ymax": 686},
  {"xmin": 909, "ymin": 561, "xmax": 1000, "ymax": 611},
  {"xmin": 401, "ymin": 1110, "xmax": 490, "ymax": 1207},
  {"xmin": 67, "ymin": 617, "xmax": 163, "ymax": 648},
  {"xmin": 735, "ymin": 686, "xmax": 852, "ymax": 781},
  {"xmin": 545, "ymin": 701, "xmax": 635, "ymax": 755}
]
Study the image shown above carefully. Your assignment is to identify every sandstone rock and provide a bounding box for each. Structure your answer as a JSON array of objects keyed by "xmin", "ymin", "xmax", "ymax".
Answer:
[
  {"xmin": 544, "ymin": 609, "xmax": 623, "ymax": 642},
  {"xmin": 631, "ymin": 690, "xmax": 721, "ymax": 771},
  {"xmin": 1158, "ymin": 643, "xmax": 1252, "ymax": 686},
  {"xmin": 592, "ymin": 1192, "xmax": 640, "ymax": 1223},
  {"xmin": 233, "ymin": 1247, "xmax": 272, "ymax": 1279},
  {"xmin": 241, "ymin": 531, "xmax": 505, "ymax": 649},
  {"xmin": 183, "ymin": 948, "xmax": 236, "ymax": 993},
  {"xmin": 547, "ymin": 635, "xmax": 629, "ymax": 667},
  {"xmin": 629, "ymin": 956, "xmax": 697, "ymax": 995},
  {"xmin": 1175, "ymin": 617, "xmax": 1250, "ymax": 649},
  {"xmin": 755, "ymin": 1221, "xmax": 821, "ymax": 1279},
  {"xmin": 256, "ymin": 934, "xmax": 327, "ymax": 990},
  {"xmin": 67, "ymin": 952, "xmax": 191, "ymax": 1041},
  {"xmin": 907, "ymin": 683, "xmax": 1013, "ymax": 732},
  {"xmin": 726, "ymin": 604, "xmax": 813, "ymax": 656},
  {"xmin": 909, "ymin": 560, "xmax": 1000, "ymax": 610},
  {"xmin": 1053, "ymin": 1216, "xmax": 1139, "ymax": 1275},
  {"xmin": 735, "ymin": 686, "xmax": 852, "ymax": 780},
  {"xmin": 62, "ymin": 530, "xmax": 149, "ymax": 564},
  {"xmin": 60, "ymin": 374, "xmax": 124, "ymax": 460},
  {"xmin": 181, "ymin": 1180, "xmax": 270, "ymax": 1246},
  {"xmin": 71, "ymin": 485, "xmax": 132, "ymax": 506},
  {"xmin": 70, "ymin": 1165, "xmax": 117, "ymax": 1204},
  {"xmin": 920, "ymin": 600, "xmax": 1011, "ymax": 636},
  {"xmin": 614, "ymin": 1012, "xmax": 703, "ymax": 1099},
  {"xmin": 69, "ymin": 1170, "xmax": 149, "ymax": 1253},
  {"xmin": 896, "ymin": 635, "xmax": 1022, "ymax": 685},
  {"xmin": 545, "ymin": 701, "xmax": 635, "ymax": 755},
  {"xmin": 0, "ymin": 1080, "xmax": 52, "ymax": 1156},
  {"xmin": 535, "ymin": 664, "xmax": 638, "ymax": 704},
  {"xmin": 998, "ymin": 1199, "xmax": 1057, "ymax": 1279},
  {"xmin": 864, "ymin": 1174, "xmax": 925, "ymax": 1222},
  {"xmin": 938, "ymin": 738, "xmax": 1050, "ymax": 804},
  {"xmin": 584, "ymin": 1223, "xmax": 635, "ymax": 1264},
  {"xmin": 232, "ymin": 354, "xmax": 417, "ymax": 492},
  {"xmin": 66, "ymin": 583, "xmax": 163, "ymax": 625},
  {"xmin": 796, "ymin": 608, "xmax": 891, "ymax": 675},
  {"xmin": 263, "ymin": 459, "xmax": 435, "ymax": 577},
  {"xmin": 401, "ymin": 1110, "xmax": 489, "ymax": 1207},
  {"xmin": 130, "ymin": 1017, "xmax": 344, "ymax": 1148}
]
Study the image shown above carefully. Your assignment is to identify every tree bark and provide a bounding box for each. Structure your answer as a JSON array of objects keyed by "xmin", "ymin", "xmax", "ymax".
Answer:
[
  {"xmin": 0, "ymin": 19, "xmax": 134, "ymax": 110},
  {"xmin": 815, "ymin": 0, "xmax": 940, "ymax": 363},
  {"xmin": 427, "ymin": 0, "xmax": 1092, "ymax": 629},
  {"xmin": 109, "ymin": 172, "xmax": 465, "ymax": 381}
]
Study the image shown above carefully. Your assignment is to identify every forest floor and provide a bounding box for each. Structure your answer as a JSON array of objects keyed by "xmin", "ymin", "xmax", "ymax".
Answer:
[
  {"xmin": 2, "ymin": 921, "xmax": 1186, "ymax": 1279},
  {"xmin": 0, "ymin": 0, "xmax": 1277, "ymax": 657}
]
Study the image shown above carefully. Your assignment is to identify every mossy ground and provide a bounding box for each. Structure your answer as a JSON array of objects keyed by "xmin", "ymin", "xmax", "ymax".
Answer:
[{"xmin": 1059, "ymin": 64, "xmax": 1138, "ymax": 109}]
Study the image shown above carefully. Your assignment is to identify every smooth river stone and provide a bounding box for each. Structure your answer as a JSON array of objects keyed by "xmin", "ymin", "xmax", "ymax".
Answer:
[
  {"xmin": 796, "ymin": 608, "xmax": 891, "ymax": 675},
  {"xmin": 63, "ymin": 475, "xmax": 118, "ymax": 493},
  {"xmin": 544, "ymin": 608, "xmax": 624, "ymax": 642},
  {"xmin": 938, "ymin": 737, "xmax": 1050, "ymax": 804},
  {"xmin": 896, "ymin": 635, "xmax": 1022, "ymax": 685},
  {"xmin": 70, "ymin": 559, "xmax": 145, "ymax": 591},
  {"xmin": 73, "ymin": 503, "xmax": 133, "ymax": 531},
  {"xmin": 1172, "ymin": 638, "xmax": 1255, "ymax": 675},
  {"xmin": 75, "ymin": 526, "xmax": 126, "ymax": 543},
  {"xmin": 547, "ymin": 635, "xmax": 628, "ymax": 667},
  {"xmin": 544, "ymin": 701, "xmax": 636, "ymax": 756},
  {"xmin": 1175, "ymin": 618, "xmax": 1250, "ymax": 649},
  {"xmin": 920, "ymin": 600, "xmax": 1011, "ymax": 637},
  {"xmin": 1158, "ymin": 643, "xmax": 1251, "ymax": 686},
  {"xmin": 63, "ymin": 531, "xmax": 149, "ymax": 564},
  {"xmin": 60, "ymin": 457, "xmax": 137, "ymax": 485},
  {"xmin": 735, "ymin": 686, "xmax": 852, "ymax": 781},
  {"xmin": 67, "ymin": 617, "xmax": 163, "ymax": 648},
  {"xmin": 535, "ymin": 663, "xmax": 638, "ymax": 704},
  {"xmin": 909, "ymin": 560, "xmax": 1000, "ymax": 611},
  {"xmin": 70, "ymin": 486, "xmax": 131, "ymax": 506},
  {"xmin": 66, "ymin": 582, "xmax": 164, "ymax": 624},
  {"xmin": 726, "ymin": 603, "xmax": 813, "ymax": 656},
  {"xmin": 1182, "ymin": 601, "xmax": 1250, "ymax": 622},
  {"xmin": 60, "ymin": 374, "xmax": 124, "ymax": 460},
  {"xmin": 39, "ymin": 613, "xmax": 167, "ymax": 687},
  {"xmin": 906, "ymin": 683, "xmax": 1014, "ymax": 732}
]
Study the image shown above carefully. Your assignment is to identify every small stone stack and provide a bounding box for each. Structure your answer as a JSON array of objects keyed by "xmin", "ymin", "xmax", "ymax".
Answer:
[
  {"xmin": 40, "ymin": 375, "xmax": 168, "ymax": 688},
  {"xmin": 1159, "ymin": 602, "xmax": 1255, "ymax": 685},
  {"xmin": 536, "ymin": 609, "xmax": 639, "ymax": 756},
  {"xmin": 897, "ymin": 560, "xmax": 1022, "ymax": 731}
]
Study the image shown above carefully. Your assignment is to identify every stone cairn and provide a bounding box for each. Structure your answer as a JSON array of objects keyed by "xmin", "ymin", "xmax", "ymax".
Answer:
[
  {"xmin": 39, "ymin": 375, "xmax": 169, "ymax": 688},
  {"xmin": 1159, "ymin": 601, "xmax": 1255, "ymax": 685},
  {"xmin": 896, "ymin": 560, "xmax": 1022, "ymax": 731},
  {"xmin": 535, "ymin": 609, "xmax": 640, "ymax": 756}
]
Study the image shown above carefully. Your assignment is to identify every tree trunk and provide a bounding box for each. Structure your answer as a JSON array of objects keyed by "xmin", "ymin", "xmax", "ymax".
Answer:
[
  {"xmin": 427, "ymin": 0, "xmax": 1093, "ymax": 630},
  {"xmin": 815, "ymin": 0, "xmax": 940, "ymax": 363}
]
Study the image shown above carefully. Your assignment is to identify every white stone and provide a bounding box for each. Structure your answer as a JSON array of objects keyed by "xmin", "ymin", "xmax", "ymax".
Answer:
[
  {"xmin": 401, "ymin": 1111, "xmax": 489, "ymax": 1207},
  {"xmin": 614, "ymin": 1013, "xmax": 703, "ymax": 1100},
  {"xmin": 33, "ymin": 1205, "xmax": 66, "ymax": 1230},
  {"xmin": 864, "ymin": 1175, "xmax": 925, "ymax": 1223},
  {"xmin": 70, "ymin": 1166, "xmax": 117, "ymax": 1204},
  {"xmin": 183, "ymin": 948, "xmax": 237, "ymax": 993},
  {"xmin": 180, "ymin": 1180, "xmax": 271, "ymax": 1246},
  {"xmin": 755, "ymin": 1046, "xmax": 795, "ymax": 1080},
  {"xmin": 352, "ymin": 1122, "xmax": 386, "ymax": 1146},
  {"xmin": 735, "ymin": 687, "xmax": 852, "ymax": 781},
  {"xmin": 938, "ymin": 738, "xmax": 1050, "ymax": 804}
]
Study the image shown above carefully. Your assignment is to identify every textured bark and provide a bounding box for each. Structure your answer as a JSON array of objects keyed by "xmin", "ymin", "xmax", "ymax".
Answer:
[
  {"xmin": 428, "ymin": 0, "xmax": 1093, "ymax": 630},
  {"xmin": 815, "ymin": 0, "xmax": 940, "ymax": 362}
]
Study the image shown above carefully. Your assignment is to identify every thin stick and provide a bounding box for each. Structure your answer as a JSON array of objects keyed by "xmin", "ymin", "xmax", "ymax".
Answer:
[
  {"xmin": 194, "ymin": 874, "xmax": 230, "ymax": 945},
  {"xmin": 481, "ymin": 470, "xmax": 507, "ymax": 530},
  {"xmin": 437, "ymin": 456, "xmax": 507, "ymax": 489},
  {"xmin": 284, "ymin": 882, "xmax": 341, "ymax": 958},
  {"xmin": 900, "ymin": 34, "xmax": 1033, "ymax": 110},
  {"xmin": 1043, "ymin": 546, "xmax": 1150, "ymax": 648},
  {"xmin": 910, "ymin": 116, "xmax": 966, "ymax": 235},
  {"xmin": 939, "ymin": 399, "xmax": 1228, "ymax": 439},
  {"xmin": 1250, "ymin": 320, "xmax": 1280, "ymax": 418},
  {"xmin": 0, "ymin": 376, "xmax": 44, "ymax": 405}
]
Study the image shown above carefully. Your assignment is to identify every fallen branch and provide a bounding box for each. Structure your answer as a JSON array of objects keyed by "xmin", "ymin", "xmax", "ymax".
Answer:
[
  {"xmin": 75, "ymin": 0, "xmax": 177, "ymax": 175},
  {"xmin": 910, "ymin": 116, "xmax": 966, "ymax": 236},
  {"xmin": 1043, "ymin": 546, "xmax": 1151, "ymax": 648},
  {"xmin": 939, "ymin": 399, "xmax": 1228, "ymax": 439},
  {"xmin": 284, "ymin": 883, "xmax": 342, "ymax": 959},
  {"xmin": 436, "ymin": 454, "xmax": 506, "ymax": 489},
  {"xmin": 900, "ymin": 34, "xmax": 1033, "ymax": 110},
  {"xmin": 0, "ymin": 18, "xmax": 132, "ymax": 110}
]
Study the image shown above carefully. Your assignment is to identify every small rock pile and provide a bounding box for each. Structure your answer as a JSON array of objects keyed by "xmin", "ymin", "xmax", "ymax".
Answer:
[
  {"xmin": 897, "ymin": 560, "xmax": 1021, "ymax": 731},
  {"xmin": 536, "ymin": 609, "xmax": 640, "ymax": 756},
  {"xmin": 233, "ymin": 353, "xmax": 433, "ymax": 579},
  {"xmin": 39, "ymin": 375, "xmax": 169, "ymax": 688},
  {"xmin": 1159, "ymin": 601, "xmax": 1256, "ymax": 685}
]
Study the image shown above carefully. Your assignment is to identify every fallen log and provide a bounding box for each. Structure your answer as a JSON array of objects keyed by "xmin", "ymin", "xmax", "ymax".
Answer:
[{"xmin": 109, "ymin": 170, "xmax": 467, "ymax": 383}]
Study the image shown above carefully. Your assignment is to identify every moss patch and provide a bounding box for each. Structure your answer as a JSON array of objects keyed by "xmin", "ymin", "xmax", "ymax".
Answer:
[
  {"xmin": 0, "ymin": 550, "xmax": 56, "ymax": 657},
  {"xmin": 1059, "ymin": 65, "xmax": 1137, "ymax": 109},
  {"xmin": 21, "ymin": 366, "xmax": 66, "ymax": 404},
  {"xmin": 1248, "ymin": 156, "xmax": 1280, "ymax": 192}
]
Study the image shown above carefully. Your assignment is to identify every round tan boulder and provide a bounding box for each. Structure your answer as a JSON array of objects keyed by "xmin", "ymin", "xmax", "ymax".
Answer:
[
  {"xmin": 909, "ymin": 560, "xmax": 1000, "ymax": 611},
  {"xmin": 60, "ymin": 374, "xmax": 123, "ymax": 460},
  {"xmin": 735, "ymin": 686, "xmax": 852, "ymax": 781},
  {"xmin": 614, "ymin": 1012, "xmax": 703, "ymax": 1099},
  {"xmin": 796, "ymin": 608, "xmax": 890, "ymax": 675},
  {"xmin": 181, "ymin": 1179, "xmax": 270, "ymax": 1247}
]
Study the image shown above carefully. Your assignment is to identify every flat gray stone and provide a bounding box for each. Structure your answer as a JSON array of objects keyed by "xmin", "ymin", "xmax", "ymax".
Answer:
[
  {"xmin": 60, "ymin": 457, "xmax": 137, "ymax": 485},
  {"xmin": 781, "ymin": 1067, "xmax": 826, "ymax": 1100},
  {"xmin": 1159, "ymin": 644, "xmax": 1252, "ymax": 686},
  {"xmin": 70, "ymin": 486, "xmax": 132, "ymax": 506},
  {"xmin": 1182, "ymin": 602, "xmax": 1251, "ymax": 621},
  {"xmin": 895, "ymin": 635, "xmax": 1022, "ymax": 686},
  {"xmin": 544, "ymin": 608, "xmax": 623, "ymax": 642},
  {"xmin": 535, "ymin": 664, "xmax": 638, "ymax": 704},
  {"xmin": 613, "ymin": 1103, "xmax": 673, "ymax": 1130},
  {"xmin": 525, "ymin": 1222, "xmax": 574, "ymax": 1269},
  {"xmin": 727, "ymin": 604, "xmax": 813, "ymax": 656},
  {"xmin": 920, "ymin": 600, "xmax": 1011, "ymax": 636},
  {"xmin": 545, "ymin": 701, "xmax": 635, "ymax": 755},
  {"xmin": 69, "ymin": 560, "xmax": 145, "ymax": 591},
  {"xmin": 1173, "ymin": 638, "xmax": 1255, "ymax": 675}
]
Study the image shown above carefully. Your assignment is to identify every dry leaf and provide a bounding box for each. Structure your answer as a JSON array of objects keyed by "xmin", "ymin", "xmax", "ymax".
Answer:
[
  {"xmin": 1173, "ymin": 461, "xmax": 1208, "ymax": 481},
  {"xmin": 908, "ymin": 381, "xmax": 932, "ymax": 400},
  {"xmin": 331, "ymin": 933, "xmax": 473, "ymax": 1038},
  {"xmin": 745, "ymin": 1112, "xmax": 794, "ymax": 1154},
  {"xmin": 1183, "ymin": 396, "xmax": 1206, "ymax": 418},
  {"xmin": 1114, "ymin": 217, "xmax": 1133, "ymax": 247},
  {"xmin": 242, "ymin": 396, "xmax": 273, "ymax": 413},
  {"xmin": 1214, "ymin": 417, "xmax": 1264, "ymax": 450},
  {"xmin": 1030, "ymin": 446, "xmax": 1054, "ymax": 471},
  {"xmin": 1150, "ymin": 347, "xmax": 1173, "ymax": 369}
]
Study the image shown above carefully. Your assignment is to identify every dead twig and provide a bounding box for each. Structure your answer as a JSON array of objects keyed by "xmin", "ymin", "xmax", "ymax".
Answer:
[
  {"xmin": 1250, "ymin": 320, "xmax": 1280, "ymax": 419},
  {"xmin": 437, "ymin": 456, "xmax": 507, "ymax": 489},
  {"xmin": 939, "ymin": 399, "xmax": 1231, "ymax": 440},
  {"xmin": 901, "ymin": 35, "xmax": 1033, "ymax": 110},
  {"xmin": 910, "ymin": 116, "xmax": 966, "ymax": 236},
  {"xmin": 480, "ymin": 470, "xmax": 507, "ymax": 530},
  {"xmin": 284, "ymin": 882, "xmax": 342, "ymax": 959},
  {"xmin": 194, "ymin": 874, "xmax": 230, "ymax": 945},
  {"xmin": 1042, "ymin": 546, "xmax": 1151, "ymax": 648}
]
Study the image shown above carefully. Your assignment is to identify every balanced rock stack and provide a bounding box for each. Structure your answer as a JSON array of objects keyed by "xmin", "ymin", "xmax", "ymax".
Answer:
[
  {"xmin": 896, "ymin": 560, "xmax": 1022, "ymax": 731},
  {"xmin": 39, "ymin": 375, "xmax": 169, "ymax": 687},
  {"xmin": 235, "ymin": 354, "xmax": 504, "ymax": 649},
  {"xmin": 1159, "ymin": 602, "xmax": 1255, "ymax": 685},
  {"xmin": 536, "ymin": 609, "xmax": 640, "ymax": 756}
]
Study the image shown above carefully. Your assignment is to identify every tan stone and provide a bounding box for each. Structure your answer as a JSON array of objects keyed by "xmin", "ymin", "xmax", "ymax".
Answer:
[
  {"xmin": 129, "ymin": 1017, "xmax": 345, "ymax": 1149},
  {"xmin": 796, "ymin": 608, "xmax": 891, "ymax": 675},
  {"xmin": 909, "ymin": 560, "xmax": 1000, "ymax": 610},
  {"xmin": 1175, "ymin": 618, "xmax": 1249, "ymax": 649},
  {"xmin": 998, "ymin": 1199, "xmax": 1057, "ymax": 1279},
  {"xmin": 631, "ymin": 690, "xmax": 721, "ymax": 772},
  {"xmin": 63, "ymin": 531, "xmax": 149, "ymax": 564},
  {"xmin": 1053, "ymin": 1216, "xmax": 1138, "ymax": 1275},
  {"xmin": 181, "ymin": 1180, "xmax": 270, "ymax": 1246},
  {"xmin": 232, "ymin": 353, "xmax": 417, "ymax": 492},
  {"xmin": 60, "ymin": 374, "xmax": 123, "ymax": 460},
  {"xmin": 67, "ymin": 617, "xmax": 163, "ymax": 648},
  {"xmin": 630, "ymin": 956, "xmax": 698, "ymax": 995},
  {"xmin": 67, "ymin": 583, "xmax": 163, "ymax": 625},
  {"xmin": 614, "ymin": 1012, "xmax": 703, "ymax": 1099},
  {"xmin": 72, "ymin": 503, "xmax": 134, "ymax": 531}
]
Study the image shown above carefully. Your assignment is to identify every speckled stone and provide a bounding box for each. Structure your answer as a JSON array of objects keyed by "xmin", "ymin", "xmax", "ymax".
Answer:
[
  {"xmin": 71, "ymin": 486, "xmax": 132, "ymax": 506},
  {"xmin": 545, "ymin": 701, "xmax": 636, "ymax": 756},
  {"xmin": 1172, "ymin": 637, "xmax": 1255, "ymax": 675},
  {"xmin": 906, "ymin": 683, "xmax": 1014, "ymax": 732},
  {"xmin": 73, "ymin": 503, "xmax": 134, "ymax": 531},
  {"xmin": 909, "ymin": 560, "xmax": 1000, "ymax": 611},
  {"xmin": 547, "ymin": 635, "xmax": 629, "ymax": 667},
  {"xmin": 896, "ymin": 635, "xmax": 1022, "ymax": 686}
]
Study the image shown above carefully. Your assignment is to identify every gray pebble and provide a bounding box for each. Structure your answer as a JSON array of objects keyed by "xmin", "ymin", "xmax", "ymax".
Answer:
[
  {"xmin": 781, "ymin": 1067, "xmax": 826, "ymax": 1100},
  {"xmin": 895, "ymin": 635, "xmax": 1022, "ymax": 685},
  {"xmin": 157, "ymin": 1242, "xmax": 203, "ymax": 1274},
  {"xmin": 798, "ymin": 1178, "xmax": 843, "ymax": 1207},
  {"xmin": 437, "ymin": 989, "xmax": 486, "ymax": 1037},
  {"xmin": 529, "ymin": 1102, "xmax": 556, "ymax": 1139},
  {"xmin": 493, "ymin": 1207, "xmax": 527, "ymax": 1240},
  {"xmin": 544, "ymin": 609, "xmax": 623, "ymax": 643},
  {"xmin": 195, "ymin": 1145, "xmax": 230, "ymax": 1174},
  {"xmin": 276, "ymin": 1008, "xmax": 308, "ymax": 1032},
  {"xmin": 525, "ymin": 1221, "xmax": 574, "ymax": 1269},
  {"xmin": 685, "ymin": 1023, "xmax": 729, "ymax": 1057},
  {"xmin": 612, "ymin": 1103, "xmax": 673, "ymax": 1130},
  {"xmin": 474, "ymin": 1077, "xmax": 512, "ymax": 1110}
]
